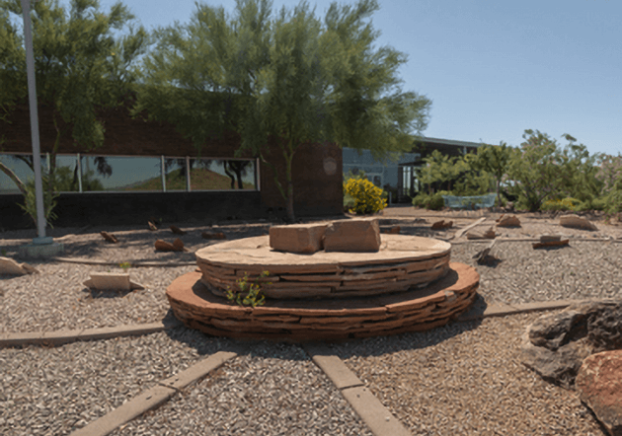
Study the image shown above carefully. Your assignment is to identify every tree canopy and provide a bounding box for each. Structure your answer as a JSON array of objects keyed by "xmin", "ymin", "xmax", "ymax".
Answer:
[
  {"xmin": 135, "ymin": 0, "xmax": 431, "ymax": 220},
  {"xmin": 0, "ymin": 0, "xmax": 147, "ymax": 225}
]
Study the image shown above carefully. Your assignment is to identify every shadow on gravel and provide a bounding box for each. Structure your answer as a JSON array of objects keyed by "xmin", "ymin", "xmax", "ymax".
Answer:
[{"xmin": 316, "ymin": 294, "xmax": 489, "ymax": 360}]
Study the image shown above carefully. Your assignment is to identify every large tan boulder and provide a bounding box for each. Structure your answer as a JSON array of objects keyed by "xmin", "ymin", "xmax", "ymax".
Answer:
[
  {"xmin": 576, "ymin": 350, "xmax": 622, "ymax": 436},
  {"xmin": 324, "ymin": 218, "xmax": 381, "ymax": 252},
  {"xmin": 0, "ymin": 257, "xmax": 38, "ymax": 276},
  {"xmin": 269, "ymin": 223, "xmax": 328, "ymax": 254},
  {"xmin": 83, "ymin": 272, "xmax": 144, "ymax": 291},
  {"xmin": 559, "ymin": 214, "xmax": 597, "ymax": 230}
]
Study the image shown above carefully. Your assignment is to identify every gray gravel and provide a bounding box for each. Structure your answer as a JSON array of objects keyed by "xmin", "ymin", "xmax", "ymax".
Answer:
[
  {"xmin": 0, "ymin": 327, "xmax": 233, "ymax": 436},
  {"xmin": 327, "ymin": 313, "xmax": 604, "ymax": 436},
  {"xmin": 451, "ymin": 240, "xmax": 622, "ymax": 305},
  {"xmin": 111, "ymin": 341, "xmax": 373, "ymax": 436}
]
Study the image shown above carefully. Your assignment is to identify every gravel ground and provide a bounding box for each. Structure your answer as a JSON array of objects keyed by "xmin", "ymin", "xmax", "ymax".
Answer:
[
  {"xmin": 0, "ymin": 327, "xmax": 235, "ymax": 436},
  {"xmin": 328, "ymin": 313, "xmax": 605, "ymax": 436},
  {"xmin": 451, "ymin": 240, "xmax": 622, "ymax": 305},
  {"xmin": 110, "ymin": 342, "xmax": 373, "ymax": 436},
  {"xmin": 1, "ymin": 213, "xmax": 620, "ymax": 435}
]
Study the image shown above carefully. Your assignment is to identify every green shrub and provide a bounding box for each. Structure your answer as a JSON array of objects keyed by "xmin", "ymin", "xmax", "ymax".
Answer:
[
  {"xmin": 226, "ymin": 271, "xmax": 270, "ymax": 307},
  {"xmin": 343, "ymin": 176, "xmax": 387, "ymax": 215},
  {"xmin": 412, "ymin": 191, "xmax": 446, "ymax": 210}
]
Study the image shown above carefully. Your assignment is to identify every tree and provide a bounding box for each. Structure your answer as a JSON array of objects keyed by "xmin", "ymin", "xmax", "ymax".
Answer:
[
  {"xmin": 471, "ymin": 142, "xmax": 513, "ymax": 206},
  {"xmin": 0, "ymin": 0, "xmax": 146, "ymax": 225},
  {"xmin": 135, "ymin": 0, "xmax": 431, "ymax": 221}
]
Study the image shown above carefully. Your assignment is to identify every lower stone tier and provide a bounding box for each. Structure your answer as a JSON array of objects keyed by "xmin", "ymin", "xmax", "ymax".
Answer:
[{"xmin": 166, "ymin": 262, "xmax": 479, "ymax": 342}]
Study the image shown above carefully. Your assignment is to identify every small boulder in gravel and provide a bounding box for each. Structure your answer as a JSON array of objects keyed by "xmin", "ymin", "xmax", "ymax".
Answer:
[
  {"xmin": 170, "ymin": 225, "xmax": 186, "ymax": 235},
  {"xmin": 431, "ymin": 220, "xmax": 453, "ymax": 230},
  {"xmin": 100, "ymin": 231, "xmax": 118, "ymax": 243},
  {"xmin": 559, "ymin": 214, "xmax": 597, "ymax": 231},
  {"xmin": 466, "ymin": 227, "xmax": 496, "ymax": 240},
  {"xmin": 521, "ymin": 300, "xmax": 622, "ymax": 388},
  {"xmin": 201, "ymin": 232, "xmax": 226, "ymax": 240},
  {"xmin": 155, "ymin": 238, "xmax": 187, "ymax": 252},
  {"xmin": 576, "ymin": 350, "xmax": 622, "ymax": 436},
  {"xmin": 496, "ymin": 214, "xmax": 521, "ymax": 227},
  {"xmin": 83, "ymin": 272, "xmax": 144, "ymax": 291},
  {"xmin": 0, "ymin": 256, "xmax": 39, "ymax": 276}
]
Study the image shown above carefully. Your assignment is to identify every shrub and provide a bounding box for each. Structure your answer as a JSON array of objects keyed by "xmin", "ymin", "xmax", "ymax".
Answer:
[
  {"xmin": 226, "ymin": 271, "xmax": 270, "ymax": 307},
  {"xmin": 412, "ymin": 191, "xmax": 446, "ymax": 210},
  {"xmin": 540, "ymin": 198, "xmax": 581, "ymax": 211},
  {"xmin": 343, "ymin": 176, "xmax": 387, "ymax": 215}
]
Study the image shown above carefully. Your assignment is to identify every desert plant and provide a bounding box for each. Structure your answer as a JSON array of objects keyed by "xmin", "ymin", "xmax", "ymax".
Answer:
[
  {"xmin": 540, "ymin": 198, "xmax": 581, "ymax": 211},
  {"xmin": 119, "ymin": 262, "xmax": 132, "ymax": 272},
  {"xmin": 343, "ymin": 175, "xmax": 387, "ymax": 215},
  {"xmin": 226, "ymin": 271, "xmax": 270, "ymax": 307},
  {"xmin": 412, "ymin": 191, "xmax": 447, "ymax": 210}
]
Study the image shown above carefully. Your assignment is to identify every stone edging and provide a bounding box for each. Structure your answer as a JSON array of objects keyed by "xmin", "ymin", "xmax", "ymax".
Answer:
[
  {"xmin": 303, "ymin": 343, "xmax": 412, "ymax": 436},
  {"xmin": 69, "ymin": 350, "xmax": 240, "ymax": 436},
  {"xmin": 52, "ymin": 257, "xmax": 196, "ymax": 267},
  {"xmin": 0, "ymin": 299, "xmax": 585, "ymax": 349}
]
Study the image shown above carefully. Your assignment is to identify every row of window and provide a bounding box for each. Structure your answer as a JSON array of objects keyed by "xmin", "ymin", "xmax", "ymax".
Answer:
[{"xmin": 0, "ymin": 154, "xmax": 259, "ymax": 195}]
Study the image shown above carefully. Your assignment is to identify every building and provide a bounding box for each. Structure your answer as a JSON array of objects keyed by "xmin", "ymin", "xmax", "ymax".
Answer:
[{"xmin": 342, "ymin": 136, "xmax": 481, "ymax": 203}]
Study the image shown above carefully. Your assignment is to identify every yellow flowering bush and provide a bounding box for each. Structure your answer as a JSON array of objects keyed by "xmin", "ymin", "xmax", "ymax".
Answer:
[
  {"xmin": 343, "ymin": 176, "xmax": 387, "ymax": 215},
  {"xmin": 541, "ymin": 197, "xmax": 581, "ymax": 211}
]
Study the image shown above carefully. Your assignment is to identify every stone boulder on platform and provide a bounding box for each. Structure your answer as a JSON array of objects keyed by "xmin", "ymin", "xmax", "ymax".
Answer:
[
  {"xmin": 323, "ymin": 218, "xmax": 381, "ymax": 252},
  {"xmin": 576, "ymin": 350, "xmax": 622, "ymax": 436},
  {"xmin": 269, "ymin": 223, "xmax": 328, "ymax": 254}
]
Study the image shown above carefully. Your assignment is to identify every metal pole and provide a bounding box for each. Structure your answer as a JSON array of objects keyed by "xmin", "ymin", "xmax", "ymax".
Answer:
[{"xmin": 21, "ymin": 0, "xmax": 49, "ymax": 243}]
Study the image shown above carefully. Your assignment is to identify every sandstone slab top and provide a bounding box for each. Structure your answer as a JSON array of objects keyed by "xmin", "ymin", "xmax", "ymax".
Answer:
[{"xmin": 195, "ymin": 235, "xmax": 451, "ymax": 268}]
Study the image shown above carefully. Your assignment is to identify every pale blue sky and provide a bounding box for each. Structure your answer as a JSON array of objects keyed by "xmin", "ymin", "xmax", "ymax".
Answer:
[{"xmin": 100, "ymin": 0, "xmax": 622, "ymax": 156}]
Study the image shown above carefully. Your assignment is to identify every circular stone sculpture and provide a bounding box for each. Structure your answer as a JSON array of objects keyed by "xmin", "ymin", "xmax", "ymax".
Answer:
[
  {"xmin": 167, "ymin": 234, "xmax": 480, "ymax": 341},
  {"xmin": 195, "ymin": 234, "xmax": 452, "ymax": 299}
]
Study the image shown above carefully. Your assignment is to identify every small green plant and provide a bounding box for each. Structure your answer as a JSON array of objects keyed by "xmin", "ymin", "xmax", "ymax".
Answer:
[
  {"xmin": 541, "ymin": 197, "xmax": 581, "ymax": 212},
  {"xmin": 119, "ymin": 262, "xmax": 132, "ymax": 272},
  {"xmin": 226, "ymin": 270, "xmax": 270, "ymax": 307}
]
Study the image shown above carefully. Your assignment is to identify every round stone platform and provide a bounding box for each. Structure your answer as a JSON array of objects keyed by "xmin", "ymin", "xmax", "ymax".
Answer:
[
  {"xmin": 195, "ymin": 235, "xmax": 452, "ymax": 299},
  {"xmin": 166, "ymin": 262, "xmax": 479, "ymax": 342}
]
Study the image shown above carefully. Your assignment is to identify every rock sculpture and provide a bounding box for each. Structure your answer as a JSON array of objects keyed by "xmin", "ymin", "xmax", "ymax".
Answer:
[
  {"xmin": 496, "ymin": 214, "xmax": 521, "ymax": 227},
  {"xmin": 323, "ymin": 218, "xmax": 381, "ymax": 252},
  {"xmin": 0, "ymin": 257, "xmax": 39, "ymax": 276},
  {"xmin": 559, "ymin": 214, "xmax": 597, "ymax": 231}
]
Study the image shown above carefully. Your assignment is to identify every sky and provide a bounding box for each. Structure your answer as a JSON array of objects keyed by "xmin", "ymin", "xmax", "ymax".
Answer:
[{"xmin": 81, "ymin": 0, "xmax": 622, "ymax": 156}]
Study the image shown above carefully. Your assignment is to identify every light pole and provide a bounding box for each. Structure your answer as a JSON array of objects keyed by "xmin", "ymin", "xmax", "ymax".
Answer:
[{"xmin": 21, "ymin": 0, "xmax": 51, "ymax": 245}]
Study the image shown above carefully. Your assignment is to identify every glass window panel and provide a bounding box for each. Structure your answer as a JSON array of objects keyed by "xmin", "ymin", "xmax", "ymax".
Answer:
[
  {"xmin": 190, "ymin": 159, "xmax": 256, "ymax": 191},
  {"xmin": 164, "ymin": 158, "xmax": 187, "ymax": 191},
  {"xmin": 0, "ymin": 154, "xmax": 45, "ymax": 195},
  {"xmin": 52, "ymin": 155, "xmax": 79, "ymax": 192},
  {"xmin": 82, "ymin": 156, "xmax": 162, "ymax": 192}
]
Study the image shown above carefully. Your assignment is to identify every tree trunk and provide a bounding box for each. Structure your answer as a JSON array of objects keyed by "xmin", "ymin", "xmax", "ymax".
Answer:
[
  {"xmin": 0, "ymin": 161, "xmax": 27, "ymax": 196},
  {"xmin": 284, "ymin": 151, "xmax": 295, "ymax": 222}
]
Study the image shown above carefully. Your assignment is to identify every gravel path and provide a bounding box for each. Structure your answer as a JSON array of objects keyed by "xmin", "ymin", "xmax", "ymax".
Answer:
[
  {"xmin": 328, "ymin": 313, "xmax": 604, "ymax": 436},
  {"xmin": 0, "ymin": 327, "xmax": 234, "ymax": 436},
  {"xmin": 110, "ymin": 342, "xmax": 373, "ymax": 436}
]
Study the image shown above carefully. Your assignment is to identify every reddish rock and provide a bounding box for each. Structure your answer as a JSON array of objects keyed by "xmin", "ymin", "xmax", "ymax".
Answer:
[
  {"xmin": 100, "ymin": 231, "xmax": 118, "ymax": 243},
  {"xmin": 324, "ymin": 218, "xmax": 381, "ymax": 252},
  {"xmin": 269, "ymin": 223, "xmax": 328, "ymax": 254},
  {"xmin": 170, "ymin": 225, "xmax": 186, "ymax": 235},
  {"xmin": 201, "ymin": 232, "xmax": 226, "ymax": 240},
  {"xmin": 576, "ymin": 350, "xmax": 622, "ymax": 436},
  {"xmin": 431, "ymin": 220, "xmax": 453, "ymax": 230},
  {"xmin": 533, "ymin": 239, "xmax": 569, "ymax": 249},
  {"xmin": 155, "ymin": 239, "xmax": 185, "ymax": 252},
  {"xmin": 382, "ymin": 226, "xmax": 401, "ymax": 234}
]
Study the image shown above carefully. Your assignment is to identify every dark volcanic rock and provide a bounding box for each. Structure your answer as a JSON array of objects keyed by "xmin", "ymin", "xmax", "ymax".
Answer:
[{"xmin": 521, "ymin": 300, "xmax": 622, "ymax": 388}]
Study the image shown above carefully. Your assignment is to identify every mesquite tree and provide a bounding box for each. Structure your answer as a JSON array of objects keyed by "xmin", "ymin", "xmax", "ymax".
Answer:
[{"xmin": 135, "ymin": 0, "xmax": 431, "ymax": 221}]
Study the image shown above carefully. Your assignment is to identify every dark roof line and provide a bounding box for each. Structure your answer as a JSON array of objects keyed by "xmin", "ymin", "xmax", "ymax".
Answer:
[{"xmin": 417, "ymin": 136, "xmax": 482, "ymax": 148}]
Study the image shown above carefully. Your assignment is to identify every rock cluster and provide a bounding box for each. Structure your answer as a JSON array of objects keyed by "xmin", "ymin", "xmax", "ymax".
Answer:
[{"xmin": 521, "ymin": 300, "xmax": 622, "ymax": 388}]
